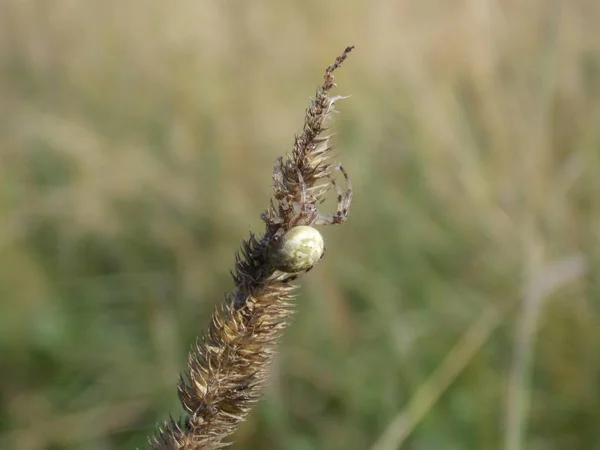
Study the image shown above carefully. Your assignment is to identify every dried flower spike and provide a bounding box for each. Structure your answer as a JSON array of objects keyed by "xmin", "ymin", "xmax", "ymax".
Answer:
[{"xmin": 148, "ymin": 45, "xmax": 354, "ymax": 450}]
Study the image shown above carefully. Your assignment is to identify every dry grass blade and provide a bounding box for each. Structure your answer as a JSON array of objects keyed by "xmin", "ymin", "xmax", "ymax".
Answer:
[
  {"xmin": 372, "ymin": 255, "xmax": 588, "ymax": 450},
  {"xmin": 147, "ymin": 46, "xmax": 354, "ymax": 450},
  {"xmin": 503, "ymin": 255, "xmax": 588, "ymax": 450}
]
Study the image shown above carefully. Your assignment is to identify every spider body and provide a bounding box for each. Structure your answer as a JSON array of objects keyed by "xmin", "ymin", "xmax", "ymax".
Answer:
[
  {"xmin": 269, "ymin": 225, "xmax": 325, "ymax": 273},
  {"xmin": 267, "ymin": 164, "xmax": 352, "ymax": 273}
]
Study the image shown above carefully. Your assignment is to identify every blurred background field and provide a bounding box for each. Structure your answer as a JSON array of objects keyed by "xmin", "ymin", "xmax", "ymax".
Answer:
[{"xmin": 1, "ymin": 1, "xmax": 600, "ymax": 449}]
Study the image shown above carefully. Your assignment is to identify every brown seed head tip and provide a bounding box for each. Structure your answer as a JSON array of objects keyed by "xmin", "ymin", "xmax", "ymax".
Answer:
[{"xmin": 324, "ymin": 45, "xmax": 355, "ymax": 84}]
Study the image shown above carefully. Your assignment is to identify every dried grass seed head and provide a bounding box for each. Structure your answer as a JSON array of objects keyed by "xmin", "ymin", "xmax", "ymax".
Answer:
[{"xmin": 148, "ymin": 46, "xmax": 355, "ymax": 450}]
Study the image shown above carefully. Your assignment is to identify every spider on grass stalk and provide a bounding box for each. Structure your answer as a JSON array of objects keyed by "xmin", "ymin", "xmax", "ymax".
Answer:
[{"xmin": 266, "ymin": 163, "xmax": 353, "ymax": 274}]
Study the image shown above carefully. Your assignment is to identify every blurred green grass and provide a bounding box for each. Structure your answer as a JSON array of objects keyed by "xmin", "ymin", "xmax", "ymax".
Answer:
[{"xmin": 1, "ymin": 1, "xmax": 600, "ymax": 449}]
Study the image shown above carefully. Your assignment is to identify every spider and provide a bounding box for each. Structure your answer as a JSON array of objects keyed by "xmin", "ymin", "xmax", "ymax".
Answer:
[{"xmin": 267, "ymin": 164, "xmax": 353, "ymax": 274}]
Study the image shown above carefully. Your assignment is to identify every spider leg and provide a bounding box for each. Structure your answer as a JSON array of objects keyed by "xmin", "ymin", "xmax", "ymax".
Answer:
[
  {"xmin": 272, "ymin": 157, "xmax": 286, "ymax": 200},
  {"xmin": 314, "ymin": 164, "xmax": 352, "ymax": 226},
  {"xmin": 330, "ymin": 177, "xmax": 345, "ymax": 217},
  {"xmin": 333, "ymin": 164, "xmax": 353, "ymax": 218},
  {"xmin": 313, "ymin": 211, "xmax": 340, "ymax": 226},
  {"xmin": 296, "ymin": 169, "xmax": 307, "ymax": 205},
  {"xmin": 262, "ymin": 212, "xmax": 284, "ymax": 226},
  {"xmin": 288, "ymin": 169, "xmax": 318, "ymax": 227}
]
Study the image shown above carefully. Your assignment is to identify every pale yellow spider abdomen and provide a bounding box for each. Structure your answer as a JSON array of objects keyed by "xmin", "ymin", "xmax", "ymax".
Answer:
[{"xmin": 269, "ymin": 225, "xmax": 325, "ymax": 273}]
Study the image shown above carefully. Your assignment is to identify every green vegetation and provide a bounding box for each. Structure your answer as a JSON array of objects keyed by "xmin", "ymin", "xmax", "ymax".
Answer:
[{"xmin": 1, "ymin": 2, "xmax": 599, "ymax": 449}]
